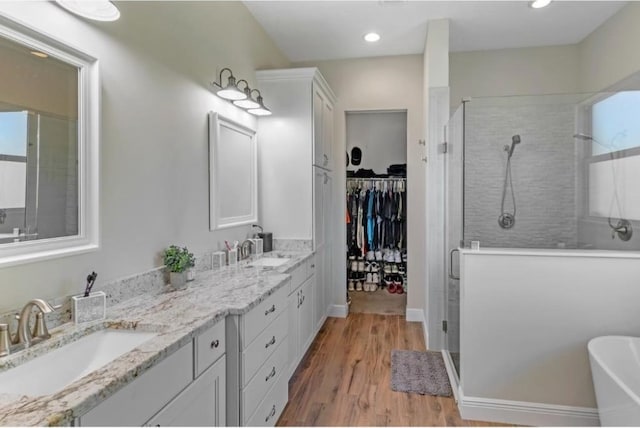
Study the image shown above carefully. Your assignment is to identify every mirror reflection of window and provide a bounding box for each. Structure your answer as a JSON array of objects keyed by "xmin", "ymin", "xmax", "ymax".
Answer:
[{"xmin": 0, "ymin": 35, "xmax": 78, "ymax": 243}]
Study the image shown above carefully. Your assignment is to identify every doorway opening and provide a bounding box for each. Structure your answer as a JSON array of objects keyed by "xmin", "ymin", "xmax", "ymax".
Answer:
[{"xmin": 345, "ymin": 110, "xmax": 408, "ymax": 315}]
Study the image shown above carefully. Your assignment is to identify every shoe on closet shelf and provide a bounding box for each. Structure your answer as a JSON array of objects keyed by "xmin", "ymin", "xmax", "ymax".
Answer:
[
  {"xmin": 398, "ymin": 264, "xmax": 406, "ymax": 275},
  {"xmin": 392, "ymin": 264, "xmax": 399, "ymax": 274},
  {"xmin": 357, "ymin": 260, "xmax": 365, "ymax": 272},
  {"xmin": 350, "ymin": 260, "xmax": 358, "ymax": 272},
  {"xmin": 366, "ymin": 250, "xmax": 375, "ymax": 261},
  {"xmin": 348, "ymin": 281, "xmax": 355, "ymax": 292},
  {"xmin": 372, "ymin": 272, "xmax": 380, "ymax": 284},
  {"xmin": 370, "ymin": 262, "xmax": 379, "ymax": 273},
  {"xmin": 375, "ymin": 250, "xmax": 383, "ymax": 261},
  {"xmin": 366, "ymin": 272, "xmax": 373, "ymax": 283},
  {"xmin": 370, "ymin": 283, "xmax": 378, "ymax": 292},
  {"xmin": 383, "ymin": 263, "xmax": 392, "ymax": 274},
  {"xmin": 365, "ymin": 261, "xmax": 372, "ymax": 272},
  {"xmin": 394, "ymin": 250, "xmax": 402, "ymax": 263},
  {"xmin": 356, "ymin": 281, "xmax": 363, "ymax": 292},
  {"xmin": 383, "ymin": 250, "xmax": 394, "ymax": 263}
]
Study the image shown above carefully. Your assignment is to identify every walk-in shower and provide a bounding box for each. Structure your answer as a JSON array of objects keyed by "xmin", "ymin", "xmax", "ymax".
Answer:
[{"xmin": 443, "ymin": 90, "xmax": 640, "ymax": 380}]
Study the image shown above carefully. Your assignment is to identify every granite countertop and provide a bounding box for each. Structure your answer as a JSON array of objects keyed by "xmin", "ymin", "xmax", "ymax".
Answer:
[{"xmin": 0, "ymin": 250, "xmax": 313, "ymax": 426}]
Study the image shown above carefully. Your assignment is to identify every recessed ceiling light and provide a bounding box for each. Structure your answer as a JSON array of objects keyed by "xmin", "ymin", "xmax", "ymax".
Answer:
[
  {"xmin": 30, "ymin": 51, "xmax": 48, "ymax": 58},
  {"xmin": 364, "ymin": 32, "xmax": 381, "ymax": 43},
  {"xmin": 55, "ymin": 0, "xmax": 121, "ymax": 22},
  {"xmin": 529, "ymin": 0, "xmax": 552, "ymax": 9}
]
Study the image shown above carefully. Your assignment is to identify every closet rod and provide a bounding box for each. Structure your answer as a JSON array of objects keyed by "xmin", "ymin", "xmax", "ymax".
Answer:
[{"xmin": 346, "ymin": 177, "xmax": 406, "ymax": 181}]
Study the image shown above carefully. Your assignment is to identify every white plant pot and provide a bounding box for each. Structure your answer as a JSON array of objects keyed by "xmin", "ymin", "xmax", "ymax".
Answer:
[
  {"xmin": 186, "ymin": 267, "xmax": 195, "ymax": 282},
  {"xmin": 169, "ymin": 271, "xmax": 188, "ymax": 289}
]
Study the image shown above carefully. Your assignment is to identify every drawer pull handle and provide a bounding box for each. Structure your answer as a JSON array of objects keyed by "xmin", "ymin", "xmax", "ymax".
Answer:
[
  {"xmin": 301, "ymin": 294, "xmax": 305, "ymax": 304},
  {"xmin": 265, "ymin": 366, "xmax": 276, "ymax": 382},
  {"xmin": 265, "ymin": 305, "xmax": 276, "ymax": 316},
  {"xmin": 310, "ymin": 264, "xmax": 315, "ymax": 268},
  {"xmin": 265, "ymin": 336, "xmax": 276, "ymax": 348},
  {"xmin": 265, "ymin": 405, "xmax": 276, "ymax": 423},
  {"xmin": 210, "ymin": 339, "xmax": 220, "ymax": 349}
]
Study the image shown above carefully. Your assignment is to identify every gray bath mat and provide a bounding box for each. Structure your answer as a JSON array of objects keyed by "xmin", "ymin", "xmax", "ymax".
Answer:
[{"xmin": 390, "ymin": 349, "xmax": 453, "ymax": 396}]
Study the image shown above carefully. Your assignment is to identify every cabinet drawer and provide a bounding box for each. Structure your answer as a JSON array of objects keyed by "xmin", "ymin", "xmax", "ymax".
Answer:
[
  {"xmin": 245, "ymin": 369, "xmax": 288, "ymax": 427},
  {"xmin": 195, "ymin": 319, "xmax": 225, "ymax": 377},
  {"xmin": 241, "ymin": 336, "xmax": 288, "ymax": 424},
  {"xmin": 288, "ymin": 262, "xmax": 307, "ymax": 295},
  {"xmin": 242, "ymin": 310, "xmax": 288, "ymax": 387},
  {"xmin": 80, "ymin": 343, "xmax": 192, "ymax": 426},
  {"xmin": 306, "ymin": 255, "xmax": 316, "ymax": 279},
  {"xmin": 145, "ymin": 357, "xmax": 225, "ymax": 427},
  {"xmin": 242, "ymin": 285, "xmax": 287, "ymax": 349}
]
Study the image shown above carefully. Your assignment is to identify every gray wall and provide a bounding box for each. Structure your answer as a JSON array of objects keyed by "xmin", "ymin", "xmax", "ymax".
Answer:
[{"xmin": 464, "ymin": 98, "xmax": 578, "ymax": 248}]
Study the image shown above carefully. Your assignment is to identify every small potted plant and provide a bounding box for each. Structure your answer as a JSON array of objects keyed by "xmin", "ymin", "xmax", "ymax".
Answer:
[{"xmin": 163, "ymin": 245, "xmax": 196, "ymax": 289}]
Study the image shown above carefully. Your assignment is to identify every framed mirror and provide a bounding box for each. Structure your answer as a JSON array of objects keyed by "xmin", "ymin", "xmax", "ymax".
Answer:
[
  {"xmin": 0, "ymin": 15, "xmax": 99, "ymax": 267},
  {"xmin": 208, "ymin": 112, "xmax": 257, "ymax": 230}
]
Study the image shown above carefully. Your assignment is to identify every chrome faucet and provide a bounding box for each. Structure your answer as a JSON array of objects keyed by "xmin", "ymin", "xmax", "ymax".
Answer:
[
  {"xmin": 240, "ymin": 239, "xmax": 254, "ymax": 260},
  {"xmin": 14, "ymin": 299, "xmax": 55, "ymax": 347}
]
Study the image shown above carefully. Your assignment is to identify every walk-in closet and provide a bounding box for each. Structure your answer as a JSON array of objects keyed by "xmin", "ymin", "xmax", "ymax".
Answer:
[{"xmin": 345, "ymin": 110, "xmax": 408, "ymax": 315}]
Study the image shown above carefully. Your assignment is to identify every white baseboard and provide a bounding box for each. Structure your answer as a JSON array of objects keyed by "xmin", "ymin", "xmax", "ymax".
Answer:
[
  {"xmin": 328, "ymin": 304, "xmax": 348, "ymax": 318},
  {"xmin": 405, "ymin": 308, "xmax": 424, "ymax": 323},
  {"xmin": 441, "ymin": 350, "xmax": 460, "ymax": 403},
  {"xmin": 458, "ymin": 394, "xmax": 600, "ymax": 426}
]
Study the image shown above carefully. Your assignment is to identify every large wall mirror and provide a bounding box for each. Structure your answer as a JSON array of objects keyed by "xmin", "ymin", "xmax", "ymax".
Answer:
[
  {"xmin": 208, "ymin": 112, "xmax": 257, "ymax": 230},
  {"xmin": 0, "ymin": 16, "xmax": 99, "ymax": 266}
]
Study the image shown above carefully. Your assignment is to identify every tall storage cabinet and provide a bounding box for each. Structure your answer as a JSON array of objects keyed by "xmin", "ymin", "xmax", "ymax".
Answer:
[{"xmin": 256, "ymin": 67, "xmax": 336, "ymax": 337}]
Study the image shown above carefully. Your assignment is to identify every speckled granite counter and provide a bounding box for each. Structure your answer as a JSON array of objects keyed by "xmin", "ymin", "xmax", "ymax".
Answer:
[{"xmin": 0, "ymin": 250, "xmax": 313, "ymax": 426}]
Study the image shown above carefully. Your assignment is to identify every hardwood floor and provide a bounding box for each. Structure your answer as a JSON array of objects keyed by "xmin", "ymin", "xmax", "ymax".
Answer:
[
  {"xmin": 277, "ymin": 314, "xmax": 505, "ymax": 427},
  {"xmin": 348, "ymin": 289, "xmax": 407, "ymax": 315}
]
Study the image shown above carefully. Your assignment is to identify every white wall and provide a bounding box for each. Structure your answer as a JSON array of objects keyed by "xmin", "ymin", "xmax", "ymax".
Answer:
[
  {"xmin": 346, "ymin": 110, "xmax": 407, "ymax": 174},
  {"xmin": 450, "ymin": 44, "xmax": 580, "ymax": 112},
  {"xmin": 293, "ymin": 55, "xmax": 425, "ymax": 313},
  {"xmin": 0, "ymin": 1, "xmax": 289, "ymax": 312},
  {"xmin": 459, "ymin": 249, "xmax": 640, "ymax": 426},
  {"xmin": 579, "ymin": 2, "xmax": 640, "ymax": 93}
]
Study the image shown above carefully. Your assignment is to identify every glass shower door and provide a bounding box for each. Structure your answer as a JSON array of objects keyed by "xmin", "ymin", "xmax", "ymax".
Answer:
[{"xmin": 444, "ymin": 103, "xmax": 465, "ymax": 378}]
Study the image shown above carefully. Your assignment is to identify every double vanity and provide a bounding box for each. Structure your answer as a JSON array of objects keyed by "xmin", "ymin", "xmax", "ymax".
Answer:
[{"xmin": 0, "ymin": 250, "xmax": 318, "ymax": 426}]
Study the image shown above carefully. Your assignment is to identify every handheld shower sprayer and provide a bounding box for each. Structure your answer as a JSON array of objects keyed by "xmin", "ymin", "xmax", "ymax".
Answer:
[
  {"xmin": 499, "ymin": 135, "xmax": 521, "ymax": 229},
  {"xmin": 508, "ymin": 134, "xmax": 521, "ymax": 158}
]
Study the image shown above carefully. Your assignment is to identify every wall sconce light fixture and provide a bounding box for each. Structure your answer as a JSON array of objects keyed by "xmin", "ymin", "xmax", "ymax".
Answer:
[
  {"xmin": 212, "ymin": 68, "xmax": 247, "ymax": 101},
  {"xmin": 212, "ymin": 68, "xmax": 272, "ymax": 116},
  {"xmin": 55, "ymin": 0, "xmax": 121, "ymax": 21}
]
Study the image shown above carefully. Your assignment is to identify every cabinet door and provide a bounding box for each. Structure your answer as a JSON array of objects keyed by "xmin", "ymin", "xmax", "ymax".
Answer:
[
  {"xmin": 146, "ymin": 357, "xmax": 226, "ymax": 427},
  {"xmin": 322, "ymin": 100, "xmax": 334, "ymax": 170},
  {"xmin": 313, "ymin": 249, "xmax": 324, "ymax": 330},
  {"xmin": 286, "ymin": 291, "xmax": 300, "ymax": 380},
  {"xmin": 313, "ymin": 88, "xmax": 326, "ymax": 168},
  {"xmin": 313, "ymin": 168, "xmax": 325, "ymax": 250},
  {"xmin": 299, "ymin": 276, "xmax": 315, "ymax": 355},
  {"xmin": 322, "ymin": 172, "xmax": 333, "ymax": 319}
]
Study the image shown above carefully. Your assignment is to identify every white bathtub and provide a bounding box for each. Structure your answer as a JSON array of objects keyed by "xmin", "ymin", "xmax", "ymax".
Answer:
[{"xmin": 588, "ymin": 336, "xmax": 640, "ymax": 426}]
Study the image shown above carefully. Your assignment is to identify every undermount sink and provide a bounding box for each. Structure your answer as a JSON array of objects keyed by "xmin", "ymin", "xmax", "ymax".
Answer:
[
  {"xmin": 0, "ymin": 329, "xmax": 157, "ymax": 397},
  {"xmin": 588, "ymin": 336, "xmax": 640, "ymax": 426},
  {"xmin": 247, "ymin": 257, "xmax": 290, "ymax": 267}
]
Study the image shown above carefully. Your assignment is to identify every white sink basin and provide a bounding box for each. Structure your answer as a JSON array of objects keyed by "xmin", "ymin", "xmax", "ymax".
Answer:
[
  {"xmin": 588, "ymin": 336, "xmax": 640, "ymax": 426},
  {"xmin": 0, "ymin": 329, "xmax": 157, "ymax": 397},
  {"xmin": 248, "ymin": 257, "xmax": 290, "ymax": 267}
]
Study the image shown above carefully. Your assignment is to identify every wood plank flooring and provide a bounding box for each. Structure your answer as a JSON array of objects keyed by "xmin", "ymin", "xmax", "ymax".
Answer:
[
  {"xmin": 348, "ymin": 289, "xmax": 407, "ymax": 315},
  {"xmin": 277, "ymin": 314, "xmax": 505, "ymax": 427}
]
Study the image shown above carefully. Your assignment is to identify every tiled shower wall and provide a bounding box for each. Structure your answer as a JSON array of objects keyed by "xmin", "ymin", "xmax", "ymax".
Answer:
[{"xmin": 464, "ymin": 100, "xmax": 578, "ymax": 248}]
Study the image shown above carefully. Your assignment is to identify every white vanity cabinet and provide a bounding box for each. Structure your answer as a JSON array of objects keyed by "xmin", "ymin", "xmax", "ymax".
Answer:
[
  {"xmin": 226, "ymin": 284, "xmax": 289, "ymax": 427},
  {"xmin": 286, "ymin": 259, "xmax": 316, "ymax": 380},
  {"xmin": 78, "ymin": 319, "xmax": 226, "ymax": 427}
]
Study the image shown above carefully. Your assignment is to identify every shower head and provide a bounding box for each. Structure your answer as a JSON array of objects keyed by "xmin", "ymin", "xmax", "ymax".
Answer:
[
  {"xmin": 508, "ymin": 134, "xmax": 521, "ymax": 158},
  {"xmin": 573, "ymin": 133, "xmax": 594, "ymax": 141}
]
